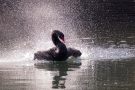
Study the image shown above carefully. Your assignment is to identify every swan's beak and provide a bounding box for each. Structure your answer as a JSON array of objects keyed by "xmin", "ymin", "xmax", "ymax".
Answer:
[{"xmin": 62, "ymin": 37, "xmax": 65, "ymax": 43}]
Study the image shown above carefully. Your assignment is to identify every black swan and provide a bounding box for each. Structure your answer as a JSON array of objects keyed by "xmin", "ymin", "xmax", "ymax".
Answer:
[{"xmin": 34, "ymin": 30, "xmax": 81, "ymax": 61}]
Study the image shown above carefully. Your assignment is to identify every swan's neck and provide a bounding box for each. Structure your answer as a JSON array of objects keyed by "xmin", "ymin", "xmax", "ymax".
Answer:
[
  {"xmin": 57, "ymin": 43, "xmax": 67, "ymax": 53},
  {"xmin": 52, "ymin": 33, "xmax": 67, "ymax": 53},
  {"xmin": 52, "ymin": 33, "xmax": 61, "ymax": 46}
]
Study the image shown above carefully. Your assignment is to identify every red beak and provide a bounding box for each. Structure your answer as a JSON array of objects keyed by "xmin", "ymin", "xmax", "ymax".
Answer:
[{"xmin": 61, "ymin": 37, "xmax": 65, "ymax": 42}]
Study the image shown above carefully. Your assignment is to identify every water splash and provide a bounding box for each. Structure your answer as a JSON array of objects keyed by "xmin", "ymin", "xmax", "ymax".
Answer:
[
  {"xmin": 0, "ymin": 0, "xmax": 81, "ymax": 62},
  {"xmin": 81, "ymin": 44, "xmax": 135, "ymax": 60},
  {"xmin": 1, "ymin": 0, "xmax": 135, "ymax": 63}
]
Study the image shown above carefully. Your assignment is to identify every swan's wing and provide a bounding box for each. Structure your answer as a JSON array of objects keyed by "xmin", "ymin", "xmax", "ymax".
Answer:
[
  {"xmin": 46, "ymin": 47, "xmax": 57, "ymax": 56},
  {"xmin": 67, "ymin": 47, "xmax": 82, "ymax": 57},
  {"xmin": 34, "ymin": 50, "xmax": 53, "ymax": 60},
  {"xmin": 34, "ymin": 47, "xmax": 57, "ymax": 60}
]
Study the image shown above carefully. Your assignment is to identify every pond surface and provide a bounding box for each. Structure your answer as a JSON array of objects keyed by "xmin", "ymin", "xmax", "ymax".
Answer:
[{"xmin": 1, "ymin": 34, "xmax": 135, "ymax": 90}]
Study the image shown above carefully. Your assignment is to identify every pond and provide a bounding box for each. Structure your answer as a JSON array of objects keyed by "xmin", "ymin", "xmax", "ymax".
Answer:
[{"xmin": 0, "ymin": 34, "xmax": 135, "ymax": 90}]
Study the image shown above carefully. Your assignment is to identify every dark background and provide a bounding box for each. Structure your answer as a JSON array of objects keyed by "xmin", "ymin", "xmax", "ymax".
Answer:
[{"xmin": 0, "ymin": 0, "xmax": 135, "ymax": 49}]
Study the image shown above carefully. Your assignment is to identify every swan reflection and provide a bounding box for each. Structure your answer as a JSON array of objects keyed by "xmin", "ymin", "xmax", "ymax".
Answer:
[{"xmin": 34, "ymin": 61, "xmax": 81, "ymax": 89}]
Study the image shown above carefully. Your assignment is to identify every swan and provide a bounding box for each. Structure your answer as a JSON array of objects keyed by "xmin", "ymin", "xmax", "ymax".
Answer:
[{"xmin": 34, "ymin": 30, "xmax": 81, "ymax": 61}]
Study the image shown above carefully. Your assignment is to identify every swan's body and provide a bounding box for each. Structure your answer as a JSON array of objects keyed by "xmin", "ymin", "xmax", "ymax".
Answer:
[{"xmin": 34, "ymin": 30, "xmax": 81, "ymax": 61}]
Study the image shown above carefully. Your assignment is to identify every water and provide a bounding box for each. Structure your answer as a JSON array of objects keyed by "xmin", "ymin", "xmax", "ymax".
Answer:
[
  {"xmin": 0, "ymin": 58, "xmax": 135, "ymax": 90},
  {"xmin": 1, "ymin": 36, "xmax": 135, "ymax": 90},
  {"xmin": 1, "ymin": 0, "xmax": 135, "ymax": 90}
]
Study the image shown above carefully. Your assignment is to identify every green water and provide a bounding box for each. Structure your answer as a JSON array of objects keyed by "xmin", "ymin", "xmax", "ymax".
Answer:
[{"xmin": 0, "ymin": 58, "xmax": 135, "ymax": 90}]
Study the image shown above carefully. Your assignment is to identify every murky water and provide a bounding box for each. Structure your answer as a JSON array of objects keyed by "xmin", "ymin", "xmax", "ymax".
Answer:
[{"xmin": 0, "ymin": 57, "xmax": 135, "ymax": 90}]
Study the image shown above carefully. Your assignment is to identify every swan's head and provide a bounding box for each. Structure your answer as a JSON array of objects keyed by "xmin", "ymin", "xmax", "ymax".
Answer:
[{"xmin": 53, "ymin": 30, "xmax": 65, "ymax": 42}]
